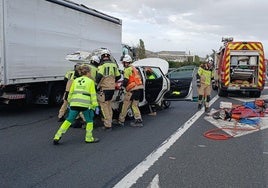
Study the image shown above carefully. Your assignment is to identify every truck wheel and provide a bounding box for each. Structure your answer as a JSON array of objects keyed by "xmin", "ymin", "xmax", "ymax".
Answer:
[{"xmin": 49, "ymin": 87, "xmax": 64, "ymax": 106}]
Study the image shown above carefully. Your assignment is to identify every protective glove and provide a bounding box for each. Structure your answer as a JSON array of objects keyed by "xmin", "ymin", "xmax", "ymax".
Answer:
[{"xmin": 94, "ymin": 107, "xmax": 100, "ymax": 115}]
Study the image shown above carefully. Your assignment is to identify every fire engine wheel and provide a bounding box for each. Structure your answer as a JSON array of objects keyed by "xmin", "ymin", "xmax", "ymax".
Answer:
[{"xmin": 218, "ymin": 86, "xmax": 228, "ymax": 97}]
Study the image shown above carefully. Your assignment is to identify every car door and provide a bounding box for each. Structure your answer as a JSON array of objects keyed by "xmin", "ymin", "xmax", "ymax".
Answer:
[
  {"xmin": 164, "ymin": 66, "xmax": 195, "ymax": 101},
  {"xmin": 142, "ymin": 66, "xmax": 170, "ymax": 105}
]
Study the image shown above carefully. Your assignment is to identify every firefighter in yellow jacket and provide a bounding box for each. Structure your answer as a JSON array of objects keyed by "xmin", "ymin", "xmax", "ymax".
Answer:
[
  {"xmin": 196, "ymin": 57, "xmax": 214, "ymax": 113},
  {"xmin": 95, "ymin": 49, "xmax": 121, "ymax": 131},
  {"xmin": 87, "ymin": 55, "xmax": 100, "ymax": 82},
  {"xmin": 53, "ymin": 64, "xmax": 99, "ymax": 144},
  {"xmin": 118, "ymin": 55, "xmax": 144, "ymax": 127}
]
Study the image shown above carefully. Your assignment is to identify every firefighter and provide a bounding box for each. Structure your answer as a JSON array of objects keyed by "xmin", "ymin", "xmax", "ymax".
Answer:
[
  {"xmin": 87, "ymin": 55, "xmax": 100, "ymax": 82},
  {"xmin": 57, "ymin": 63, "xmax": 81, "ymax": 122},
  {"xmin": 196, "ymin": 57, "xmax": 214, "ymax": 113},
  {"xmin": 95, "ymin": 49, "xmax": 121, "ymax": 131},
  {"xmin": 53, "ymin": 64, "xmax": 99, "ymax": 145},
  {"xmin": 117, "ymin": 54, "xmax": 144, "ymax": 127},
  {"xmin": 144, "ymin": 67, "xmax": 157, "ymax": 115},
  {"xmin": 145, "ymin": 67, "xmax": 156, "ymax": 80}
]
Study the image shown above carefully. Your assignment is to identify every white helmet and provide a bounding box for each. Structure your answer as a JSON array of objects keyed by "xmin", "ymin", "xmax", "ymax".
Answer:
[
  {"xmin": 90, "ymin": 55, "xmax": 100, "ymax": 64},
  {"xmin": 122, "ymin": 54, "xmax": 132, "ymax": 63},
  {"xmin": 206, "ymin": 57, "xmax": 214, "ymax": 64},
  {"xmin": 100, "ymin": 49, "xmax": 111, "ymax": 57},
  {"xmin": 99, "ymin": 49, "xmax": 111, "ymax": 62}
]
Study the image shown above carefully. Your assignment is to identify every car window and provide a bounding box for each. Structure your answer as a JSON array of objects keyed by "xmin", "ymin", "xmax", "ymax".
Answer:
[
  {"xmin": 144, "ymin": 67, "xmax": 162, "ymax": 79},
  {"xmin": 150, "ymin": 67, "xmax": 162, "ymax": 79},
  {"xmin": 168, "ymin": 66, "xmax": 195, "ymax": 79}
]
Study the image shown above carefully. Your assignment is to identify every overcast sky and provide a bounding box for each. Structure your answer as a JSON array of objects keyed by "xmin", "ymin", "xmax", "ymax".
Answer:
[{"xmin": 73, "ymin": 0, "xmax": 268, "ymax": 58}]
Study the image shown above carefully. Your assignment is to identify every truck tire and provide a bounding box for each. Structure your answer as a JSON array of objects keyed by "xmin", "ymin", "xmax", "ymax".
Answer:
[{"xmin": 49, "ymin": 87, "xmax": 64, "ymax": 106}]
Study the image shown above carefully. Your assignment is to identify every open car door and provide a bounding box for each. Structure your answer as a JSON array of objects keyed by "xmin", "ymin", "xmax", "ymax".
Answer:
[
  {"xmin": 143, "ymin": 66, "xmax": 169, "ymax": 104},
  {"xmin": 164, "ymin": 66, "xmax": 195, "ymax": 101},
  {"xmin": 133, "ymin": 58, "xmax": 170, "ymax": 107}
]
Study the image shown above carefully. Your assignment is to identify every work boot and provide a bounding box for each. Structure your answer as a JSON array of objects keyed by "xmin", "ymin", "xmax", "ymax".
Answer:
[
  {"xmin": 85, "ymin": 137, "xmax": 100, "ymax": 144},
  {"xmin": 130, "ymin": 119, "xmax": 143, "ymax": 127},
  {"xmin": 198, "ymin": 104, "xmax": 202, "ymax": 110},
  {"xmin": 53, "ymin": 120, "xmax": 71, "ymax": 145},
  {"xmin": 205, "ymin": 107, "xmax": 210, "ymax": 113},
  {"xmin": 101, "ymin": 126, "xmax": 112, "ymax": 132},
  {"xmin": 148, "ymin": 112, "xmax": 157, "ymax": 116},
  {"xmin": 117, "ymin": 120, "xmax": 125, "ymax": 127},
  {"xmin": 53, "ymin": 137, "xmax": 61, "ymax": 145}
]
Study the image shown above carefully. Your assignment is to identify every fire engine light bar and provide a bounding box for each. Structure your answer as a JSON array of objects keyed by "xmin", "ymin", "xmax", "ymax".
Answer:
[{"xmin": 222, "ymin": 37, "xmax": 234, "ymax": 42}]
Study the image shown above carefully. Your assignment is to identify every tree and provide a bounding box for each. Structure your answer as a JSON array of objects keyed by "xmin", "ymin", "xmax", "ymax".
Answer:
[{"xmin": 137, "ymin": 39, "xmax": 146, "ymax": 59}]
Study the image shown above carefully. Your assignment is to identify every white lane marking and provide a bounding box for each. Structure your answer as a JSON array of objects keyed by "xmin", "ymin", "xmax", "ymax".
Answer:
[
  {"xmin": 113, "ymin": 96, "xmax": 219, "ymax": 188},
  {"xmin": 147, "ymin": 174, "xmax": 160, "ymax": 188}
]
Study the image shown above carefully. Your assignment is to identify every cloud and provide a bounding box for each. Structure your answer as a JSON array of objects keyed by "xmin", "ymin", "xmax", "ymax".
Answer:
[{"xmin": 74, "ymin": 0, "xmax": 268, "ymax": 57}]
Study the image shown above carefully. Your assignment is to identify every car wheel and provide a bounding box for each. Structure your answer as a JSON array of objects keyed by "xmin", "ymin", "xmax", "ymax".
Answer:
[{"xmin": 162, "ymin": 100, "xmax": 171, "ymax": 109}]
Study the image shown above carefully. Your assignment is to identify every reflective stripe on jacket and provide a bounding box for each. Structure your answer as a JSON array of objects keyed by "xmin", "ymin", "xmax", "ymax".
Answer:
[
  {"xmin": 68, "ymin": 76, "xmax": 98, "ymax": 109},
  {"xmin": 64, "ymin": 70, "xmax": 75, "ymax": 80}
]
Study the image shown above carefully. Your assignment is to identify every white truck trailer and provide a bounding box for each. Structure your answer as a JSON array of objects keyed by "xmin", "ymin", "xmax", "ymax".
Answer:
[{"xmin": 0, "ymin": 0, "xmax": 122, "ymax": 105}]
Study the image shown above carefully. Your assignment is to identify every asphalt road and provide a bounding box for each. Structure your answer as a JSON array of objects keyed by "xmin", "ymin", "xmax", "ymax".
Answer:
[
  {"xmin": 132, "ymin": 90, "xmax": 268, "ymax": 188},
  {"xmin": 1, "ymin": 88, "xmax": 268, "ymax": 188}
]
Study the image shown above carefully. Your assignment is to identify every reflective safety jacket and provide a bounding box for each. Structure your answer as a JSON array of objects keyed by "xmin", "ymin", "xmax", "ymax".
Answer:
[
  {"xmin": 124, "ymin": 65, "xmax": 143, "ymax": 91},
  {"xmin": 147, "ymin": 74, "xmax": 156, "ymax": 80},
  {"xmin": 68, "ymin": 75, "xmax": 98, "ymax": 109},
  {"xmin": 64, "ymin": 70, "xmax": 78, "ymax": 92},
  {"xmin": 85, "ymin": 64, "xmax": 98, "ymax": 82},
  {"xmin": 96, "ymin": 61, "xmax": 121, "ymax": 90},
  {"xmin": 196, "ymin": 65, "xmax": 214, "ymax": 85},
  {"xmin": 64, "ymin": 70, "xmax": 75, "ymax": 81}
]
